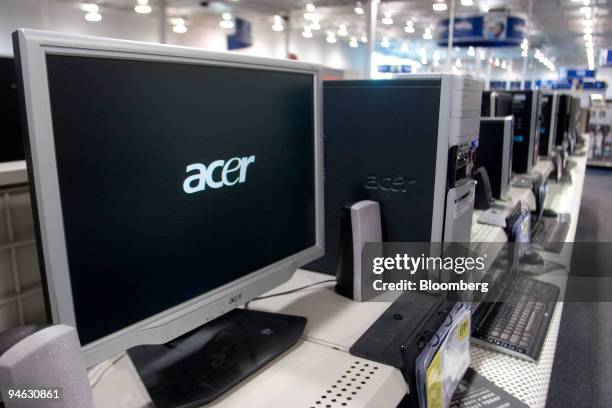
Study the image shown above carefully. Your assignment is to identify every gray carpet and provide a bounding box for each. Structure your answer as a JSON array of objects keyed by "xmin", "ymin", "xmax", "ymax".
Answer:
[{"xmin": 546, "ymin": 167, "xmax": 612, "ymax": 408}]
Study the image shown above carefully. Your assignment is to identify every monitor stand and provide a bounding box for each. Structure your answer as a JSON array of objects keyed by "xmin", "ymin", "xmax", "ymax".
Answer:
[{"xmin": 127, "ymin": 309, "xmax": 306, "ymax": 408}]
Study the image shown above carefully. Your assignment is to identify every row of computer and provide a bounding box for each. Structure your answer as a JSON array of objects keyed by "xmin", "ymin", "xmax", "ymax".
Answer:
[
  {"xmin": 477, "ymin": 89, "xmax": 583, "ymax": 252},
  {"xmin": 4, "ymin": 30, "xmax": 579, "ymax": 405},
  {"xmin": 468, "ymin": 89, "xmax": 584, "ymax": 362}
]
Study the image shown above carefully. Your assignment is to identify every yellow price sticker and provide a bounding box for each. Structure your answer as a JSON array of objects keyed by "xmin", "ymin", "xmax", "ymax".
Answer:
[
  {"xmin": 457, "ymin": 317, "xmax": 470, "ymax": 341},
  {"xmin": 426, "ymin": 350, "xmax": 443, "ymax": 408}
]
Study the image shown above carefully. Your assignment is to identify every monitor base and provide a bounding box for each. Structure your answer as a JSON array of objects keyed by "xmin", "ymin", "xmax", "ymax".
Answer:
[{"xmin": 128, "ymin": 309, "xmax": 306, "ymax": 408}]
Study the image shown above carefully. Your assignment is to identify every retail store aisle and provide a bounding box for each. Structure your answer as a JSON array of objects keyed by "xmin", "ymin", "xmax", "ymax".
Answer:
[{"xmin": 547, "ymin": 167, "xmax": 612, "ymax": 408}]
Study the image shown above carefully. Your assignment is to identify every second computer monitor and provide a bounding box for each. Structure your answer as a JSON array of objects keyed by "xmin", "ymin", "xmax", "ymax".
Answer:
[
  {"xmin": 555, "ymin": 94, "xmax": 572, "ymax": 146},
  {"xmin": 539, "ymin": 92, "xmax": 558, "ymax": 157},
  {"xmin": 476, "ymin": 116, "xmax": 514, "ymax": 199}
]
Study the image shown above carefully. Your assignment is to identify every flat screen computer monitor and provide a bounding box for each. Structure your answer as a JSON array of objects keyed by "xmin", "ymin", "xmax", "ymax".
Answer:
[
  {"xmin": 13, "ymin": 30, "xmax": 323, "ymax": 367},
  {"xmin": 0, "ymin": 56, "xmax": 25, "ymax": 162},
  {"xmin": 555, "ymin": 94, "xmax": 571, "ymax": 146},
  {"xmin": 539, "ymin": 92, "xmax": 558, "ymax": 157},
  {"xmin": 531, "ymin": 174, "xmax": 548, "ymax": 230},
  {"xmin": 505, "ymin": 202, "xmax": 530, "ymax": 270},
  {"xmin": 475, "ymin": 116, "xmax": 513, "ymax": 199}
]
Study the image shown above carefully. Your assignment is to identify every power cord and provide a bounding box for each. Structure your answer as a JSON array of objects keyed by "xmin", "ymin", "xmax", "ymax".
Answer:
[
  {"xmin": 89, "ymin": 352, "xmax": 127, "ymax": 388},
  {"xmin": 244, "ymin": 279, "xmax": 336, "ymax": 309}
]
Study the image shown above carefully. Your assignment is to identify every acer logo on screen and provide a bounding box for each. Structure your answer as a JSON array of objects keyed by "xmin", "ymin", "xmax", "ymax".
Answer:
[{"xmin": 183, "ymin": 156, "xmax": 256, "ymax": 193}]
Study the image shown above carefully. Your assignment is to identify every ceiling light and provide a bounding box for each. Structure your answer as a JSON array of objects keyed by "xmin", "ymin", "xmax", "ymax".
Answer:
[
  {"xmin": 467, "ymin": 46, "xmax": 475, "ymax": 56},
  {"xmin": 405, "ymin": 25, "xmax": 415, "ymax": 33},
  {"xmin": 433, "ymin": 1, "xmax": 448, "ymax": 11},
  {"xmin": 82, "ymin": 3, "xmax": 99, "ymax": 13},
  {"xmin": 134, "ymin": 0, "xmax": 151, "ymax": 14},
  {"xmin": 494, "ymin": 58, "xmax": 500, "ymax": 66},
  {"xmin": 423, "ymin": 27, "xmax": 433, "ymax": 40},
  {"xmin": 455, "ymin": 58, "xmax": 462, "ymax": 67},
  {"xmin": 82, "ymin": 3, "xmax": 101, "ymax": 21},
  {"xmin": 272, "ymin": 15, "xmax": 284, "ymax": 32},
  {"xmin": 501, "ymin": 60, "xmax": 507, "ymax": 69},
  {"xmin": 583, "ymin": 27, "xmax": 593, "ymax": 34},
  {"xmin": 349, "ymin": 37, "xmax": 359, "ymax": 47},
  {"xmin": 360, "ymin": 35, "xmax": 368, "ymax": 43},
  {"xmin": 381, "ymin": 36, "xmax": 390, "ymax": 48},
  {"xmin": 172, "ymin": 23, "xmax": 187, "ymax": 33},
  {"xmin": 382, "ymin": 11, "xmax": 393, "ymax": 25},
  {"xmin": 302, "ymin": 27, "xmax": 313, "ymax": 38},
  {"xmin": 326, "ymin": 32, "xmax": 337, "ymax": 43},
  {"xmin": 354, "ymin": 2, "xmax": 364, "ymax": 15},
  {"xmin": 584, "ymin": 33, "xmax": 592, "ymax": 40},
  {"xmin": 337, "ymin": 24, "xmax": 348, "ymax": 37},
  {"xmin": 306, "ymin": 3, "xmax": 316, "ymax": 13},
  {"xmin": 85, "ymin": 11, "xmax": 102, "ymax": 21},
  {"xmin": 220, "ymin": 13, "xmax": 234, "ymax": 29},
  {"xmin": 480, "ymin": 49, "xmax": 486, "ymax": 60},
  {"xmin": 461, "ymin": 0, "xmax": 474, "ymax": 5}
]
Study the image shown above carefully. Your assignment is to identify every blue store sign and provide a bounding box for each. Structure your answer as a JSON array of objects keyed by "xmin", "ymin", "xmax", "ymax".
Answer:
[
  {"xmin": 438, "ymin": 12, "xmax": 526, "ymax": 47},
  {"xmin": 567, "ymin": 69, "xmax": 596, "ymax": 79}
]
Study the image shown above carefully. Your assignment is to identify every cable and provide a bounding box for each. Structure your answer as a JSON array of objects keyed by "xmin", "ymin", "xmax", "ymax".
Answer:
[
  {"xmin": 244, "ymin": 279, "xmax": 336, "ymax": 309},
  {"xmin": 89, "ymin": 352, "xmax": 127, "ymax": 388}
]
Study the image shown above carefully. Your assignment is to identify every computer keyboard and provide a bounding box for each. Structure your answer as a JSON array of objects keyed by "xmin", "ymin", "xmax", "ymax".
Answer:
[
  {"xmin": 471, "ymin": 274, "xmax": 560, "ymax": 362},
  {"xmin": 531, "ymin": 217, "xmax": 570, "ymax": 253}
]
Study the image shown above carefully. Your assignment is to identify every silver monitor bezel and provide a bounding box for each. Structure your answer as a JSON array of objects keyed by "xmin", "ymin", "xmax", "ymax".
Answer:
[{"xmin": 14, "ymin": 29, "xmax": 324, "ymax": 366}]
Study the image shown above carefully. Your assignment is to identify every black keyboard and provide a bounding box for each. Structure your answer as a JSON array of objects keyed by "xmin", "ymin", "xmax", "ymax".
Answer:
[
  {"xmin": 471, "ymin": 274, "xmax": 560, "ymax": 362},
  {"xmin": 531, "ymin": 217, "xmax": 570, "ymax": 253}
]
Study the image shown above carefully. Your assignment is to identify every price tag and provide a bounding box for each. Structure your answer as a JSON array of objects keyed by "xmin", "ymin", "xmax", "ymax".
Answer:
[{"xmin": 457, "ymin": 317, "xmax": 470, "ymax": 341}]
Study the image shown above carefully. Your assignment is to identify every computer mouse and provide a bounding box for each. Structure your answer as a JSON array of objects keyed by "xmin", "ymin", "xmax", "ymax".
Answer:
[{"xmin": 521, "ymin": 250, "xmax": 544, "ymax": 265}]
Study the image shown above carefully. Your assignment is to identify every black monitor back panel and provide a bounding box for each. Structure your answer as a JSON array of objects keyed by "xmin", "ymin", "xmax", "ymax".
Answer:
[
  {"xmin": 510, "ymin": 91, "xmax": 540, "ymax": 173},
  {"xmin": 305, "ymin": 79, "xmax": 442, "ymax": 275},
  {"xmin": 481, "ymin": 91, "xmax": 492, "ymax": 117},
  {"xmin": 0, "ymin": 57, "xmax": 25, "ymax": 162},
  {"xmin": 539, "ymin": 94, "xmax": 556, "ymax": 157},
  {"xmin": 475, "ymin": 120, "xmax": 511, "ymax": 199},
  {"xmin": 555, "ymin": 95, "xmax": 571, "ymax": 146}
]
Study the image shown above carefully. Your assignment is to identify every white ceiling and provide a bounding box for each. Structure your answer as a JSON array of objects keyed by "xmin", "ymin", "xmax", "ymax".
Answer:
[{"xmin": 71, "ymin": 0, "xmax": 612, "ymax": 68}]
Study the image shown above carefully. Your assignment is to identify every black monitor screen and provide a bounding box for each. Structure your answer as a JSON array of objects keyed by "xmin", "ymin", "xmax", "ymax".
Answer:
[
  {"xmin": 44, "ymin": 55, "xmax": 316, "ymax": 345},
  {"xmin": 0, "ymin": 57, "xmax": 25, "ymax": 162}
]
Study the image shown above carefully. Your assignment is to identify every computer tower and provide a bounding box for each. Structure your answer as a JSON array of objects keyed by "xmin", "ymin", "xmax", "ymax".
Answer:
[
  {"xmin": 306, "ymin": 75, "xmax": 481, "ymax": 275},
  {"xmin": 509, "ymin": 90, "xmax": 542, "ymax": 173},
  {"xmin": 0, "ymin": 57, "xmax": 25, "ymax": 163},
  {"xmin": 555, "ymin": 94, "xmax": 571, "ymax": 147},
  {"xmin": 481, "ymin": 91, "xmax": 513, "ymax": 117},
  {"xmin": 475, "ymin": 116, "xmax": 513, "ymax": 199},
  {"xmin": 539, "ymin": 92, "xmax": 558, "ymax": 157}
]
